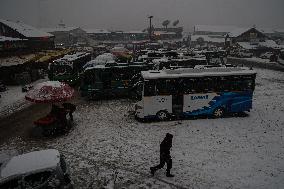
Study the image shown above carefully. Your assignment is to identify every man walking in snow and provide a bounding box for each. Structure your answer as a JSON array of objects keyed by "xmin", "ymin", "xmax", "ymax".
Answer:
[{"xmin": 150, "ymin": 133, "xmax": 174, "ymax": 177}]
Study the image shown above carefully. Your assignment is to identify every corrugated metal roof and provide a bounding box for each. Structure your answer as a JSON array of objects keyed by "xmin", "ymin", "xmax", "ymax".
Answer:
[
  {"xmin": 0, "ymin": 19, "xmax": 53, "ymax": 38},
  {"xmin": 0, "ymin": 36, "xmax": 27, "ymax": 42}
]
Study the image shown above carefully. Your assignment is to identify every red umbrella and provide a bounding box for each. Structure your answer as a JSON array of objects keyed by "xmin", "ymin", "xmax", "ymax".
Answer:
[{"xmin": 25, "ymin": 81, "xmax": 74, "ymax": 103}]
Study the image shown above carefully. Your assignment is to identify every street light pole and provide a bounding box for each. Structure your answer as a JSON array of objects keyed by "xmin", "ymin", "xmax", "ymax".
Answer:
[{"xmin": 148, "ymin": 16, "xmax": 153, "ymax": 41}]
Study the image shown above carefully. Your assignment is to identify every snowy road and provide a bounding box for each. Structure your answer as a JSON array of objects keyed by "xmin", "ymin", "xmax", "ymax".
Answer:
[{"xmin": 0, "ymin": 68, "xmax": 284, "ymax": 188}]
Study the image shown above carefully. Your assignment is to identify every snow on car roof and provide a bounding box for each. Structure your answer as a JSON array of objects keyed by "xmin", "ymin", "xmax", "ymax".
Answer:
[
  {"xmin": 34, "ymin": 81, "xmax": 65, "ymax": 89},
  {"xmin": 0, "ymin": 149, "xmax": 60, "ymax": 179},
  {"xmin": 141, "ymin": 67, "xmax": 256, "ymax": 79},
  {"xmin": 0, "ymin": 19, "xmax": 53, "ymax": 38},
  {"xmin": 56, "ymin": 52, "xmax": 90, "ymax": 62}
]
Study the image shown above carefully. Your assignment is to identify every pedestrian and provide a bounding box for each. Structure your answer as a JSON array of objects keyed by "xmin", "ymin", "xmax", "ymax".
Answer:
[
  {"xmin": 62, "ymin": 103, "xmax": 76, "ymax": 121},
  {"xmin": 150, "ymin": 133, "xmax": 174, "ymax": 177}
]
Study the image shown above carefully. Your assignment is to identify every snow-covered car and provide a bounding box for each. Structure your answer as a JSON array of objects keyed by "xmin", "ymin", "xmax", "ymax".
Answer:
[
  {"xmin": 0, "ymin": 149, "xmax": 72, "ymax": 189},
  {"xmin": 22, "ymin": 84, "xmax": 33, "ymax": 92},
  {"xmin": 236, "ymin": 50, "xmax": 253, "ymax": 58},
  {"xmin": 0, "ymin": 81, "xmax": 7, "ymax": 92},
  {"xmin": 260, "ymin": 52, "xmax": 274, "ymax": 59}
]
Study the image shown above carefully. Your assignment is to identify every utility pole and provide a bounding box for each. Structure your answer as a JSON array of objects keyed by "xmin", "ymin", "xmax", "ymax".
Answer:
[{"xmin": 148, "ymin": 16, "xmax": 153, "ymax": 41}]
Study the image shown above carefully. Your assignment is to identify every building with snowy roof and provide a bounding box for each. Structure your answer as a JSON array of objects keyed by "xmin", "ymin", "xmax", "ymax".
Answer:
[
  {"xmin": 194, "ymin": 25, "xmax": 238, "ymax": 36},
  {"xmin": 0, "ymin": 19, "xmax": 54, "ymax": 50},
  {"xmin": 42, "ymin": 23, "xmax": 86, "ymax": 47},
  {"xmin": 152, "ymin": 27, "xmax": 183, "ymax": 40},
  {"xmin": 190, "ymin": 34, "xmax": 225, "ymax": 48},
  {"xmin": 226, "ymin": 27, "xmax": 282, "ymax": 56},
  {"xmin": 0, "ymin": 36, "xmax": 27, "ymax": 53},
  {"xmin": 84, "ymin": 28, "xmax": 148, "ymax": 42},
  {"xmin": 226, "ymin": 27, "xmax": 267, "ymax": 45}
]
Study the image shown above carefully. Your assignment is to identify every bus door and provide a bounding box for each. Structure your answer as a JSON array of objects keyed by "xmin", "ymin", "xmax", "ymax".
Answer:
[
  {"xmin": 101, "ymin": 71, "xmax": 111, "ymax": 89},
  {"xmin": 172, "ymin": 94, "xmax": 183, "ymax": 114}
]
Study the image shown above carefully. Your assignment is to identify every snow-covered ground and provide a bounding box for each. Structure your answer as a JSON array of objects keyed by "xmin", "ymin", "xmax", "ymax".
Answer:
[
  {"xmin": 244, "ymin": 57, "xmax": 277, "ymax": 64},
  {"xmin": 0, "ymin": 78, "xmax": 47, "ymax": 118},
  {"xmin": 0, "ymin": 68, "xmax": 284, "ymax": 188}
]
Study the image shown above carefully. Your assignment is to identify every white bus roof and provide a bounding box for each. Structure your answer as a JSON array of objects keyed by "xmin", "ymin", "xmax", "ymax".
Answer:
[
  {"xmin": 141, "ymin": 67, "xmax": 256, "ymax": 79},
  {"xmin": 56, "ymin": 52, "xmax": 90, "ymax": 62}
]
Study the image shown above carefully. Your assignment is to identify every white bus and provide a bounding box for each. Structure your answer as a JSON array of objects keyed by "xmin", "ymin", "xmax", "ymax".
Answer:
[{"xmin": 135, "ymin": 67, "xmax": 256, "ymax": 120}]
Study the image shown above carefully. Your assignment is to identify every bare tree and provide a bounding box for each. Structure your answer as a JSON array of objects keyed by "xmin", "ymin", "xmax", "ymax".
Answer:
[
  {"xmin": 173, "ymin": 20, "xmax": 179, "ymax": 27},
  {"xmin": 162, "ymin": 20, "xmax": 171, "ymax": 29}
]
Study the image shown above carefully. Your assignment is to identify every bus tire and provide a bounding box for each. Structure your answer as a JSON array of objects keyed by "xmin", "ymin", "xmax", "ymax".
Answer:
[
  {"xmin": 156, "ymin": 111, "xmax": 169, "ymax": 121},
  {"xmin": 213, "ymin": 107, "xmax": 225, "ymax": 118}
]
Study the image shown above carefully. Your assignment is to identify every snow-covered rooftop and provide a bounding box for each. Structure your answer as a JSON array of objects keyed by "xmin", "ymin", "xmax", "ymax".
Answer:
[
  {"xmin": 194, "ymin": 25, "xmax": 238, "ymax": 33},
  {"xmin": 228, "ymin": 27, "xmax": 266, "ymax": 38},
  {"xmin": 83, "ymin": 28, "xmax": 111, "ymax": 34},
  {"xmin": 191, "ymin": 35, "xmax": 225, "ymax": 43},
  {"xmin": 0, "ymin": 36, "xmax": 27, "ymax": 42},
  {"xmin": 124, "ymin": 31, "xmax": 146, "ymax": 34},
  {"xmin": 0, "ymin": 149, "xmax": 60, "ymax": 179},
  {"xmin": 228, "ymin": 28, "xmax": 252, "ymax": 38},
  {"xmin": 0, "ymin": 19, "xmax": 53, "ymax": 38},
  {"xmin": 83, "ymin": 53, "xmax": 116, "ymax": 69},
  {"xmin": 56, "ymin": 52, "xmax": 90, "ymax": 62},
  {"xmin": 237, "ymin": 40, "xmax": 280, "ymax": 50},
  {"xmin": 237, "ymin": 42, "xmax": 257, "ymax": 50},
  {"xmin": 142, "ymin": 67, "xmax": 256, "ymax": 79},
  {"xmin": 41, "ymin": 26, "xmax": 79, "ymax": 33},
  {"xmin": 154, "ymin": 31, "xmax": 176, "ymax": 35},
  {"xmin": 0, "ymin": 54, "xmax": 36, "ymax": 67}
]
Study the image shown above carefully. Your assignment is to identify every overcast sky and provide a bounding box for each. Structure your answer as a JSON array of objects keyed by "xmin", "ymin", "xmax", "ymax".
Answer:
[{"xmin": 1, "ymin": 0, "xmax": 284, "ymax": 31}]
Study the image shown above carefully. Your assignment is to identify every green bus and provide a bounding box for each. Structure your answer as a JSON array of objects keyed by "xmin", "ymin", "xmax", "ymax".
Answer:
[
  {"xmin": 80, "ymin": 62, "xmax": 151, "ymax": 99},
  {"xmin": 48, "ymin": 52, "xmax": 91, "ymax": 85}
]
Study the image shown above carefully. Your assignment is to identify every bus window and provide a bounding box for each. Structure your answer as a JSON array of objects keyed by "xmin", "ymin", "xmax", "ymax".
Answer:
[
  {"xmin": 217, "ymin": 76, "xmax": 230, "ymax": 92},
  {"xmin": 156, "ymin": 79, "xmax": 176, "ymax": 95},
  {"xmin": 144, "ymin": 80, "xmax": 156, "ymax": 96},
  {"xmin": 203, "ymin": 77, "xmax": 214, "ymax": 92},
  {"xmin": 193, "ymin": 78, "xmax": 204, "ymax": 93},
  {"xmin": 242, "ymin": 79, "xmax": 254, "ymax": 90},
  {"xmin": 183, "ymin": 78, "xmax": 196, "ymax": 93},
  {"xmin": 231, "ymin": 76, "xmax": 242, "ymax": 91}
]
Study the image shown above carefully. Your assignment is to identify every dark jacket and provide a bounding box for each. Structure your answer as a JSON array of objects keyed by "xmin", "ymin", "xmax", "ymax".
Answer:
[
  {"xmin": 62, "ymin": 103, "xmax": 76, "ymax": 112},
  {"xmin": 160, "ymin": 133, "xmax": 173, "ymax": 156}
]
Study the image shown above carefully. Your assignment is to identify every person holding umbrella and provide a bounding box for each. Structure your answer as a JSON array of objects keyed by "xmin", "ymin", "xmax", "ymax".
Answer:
[{"xmin": 25, "ymin": 81, "xmax": 74, "ymax": 136}]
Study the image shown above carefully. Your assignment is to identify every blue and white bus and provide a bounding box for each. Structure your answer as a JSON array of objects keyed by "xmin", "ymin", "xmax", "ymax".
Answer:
[{"xmin": 135, "ymin": 67, "xmax": 256, "ymax": 120}]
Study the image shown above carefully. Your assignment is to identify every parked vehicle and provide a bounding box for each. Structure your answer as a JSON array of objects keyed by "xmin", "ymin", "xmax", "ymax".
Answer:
[
  {"xmin": 135, "ymin": 67, "xmax": 256, "ymax": 121},
  {"xmin": 0, "ymin": 149, "xmax": 72, "ymax": 189},
  {"xmin": 260, "ymin": 52, "xmax": 274, "ymax": 59},
  {"xmin": 0, "ymin": 81, "xmax": 7, "ymax": 92},
  {"xmin": 80, "ymin": 62, "xmax": 151, "ymax": 99},
  {"xmin": 236, "ymin": 50, "xmax": 253, "ymax": 58},
  {"xmin": 48, "ymin": 52, "xmax": 92, "ymax": 85},
  {"xmin": 278, "ymin": 50, "xmax": 284, "ymax": 66}
]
